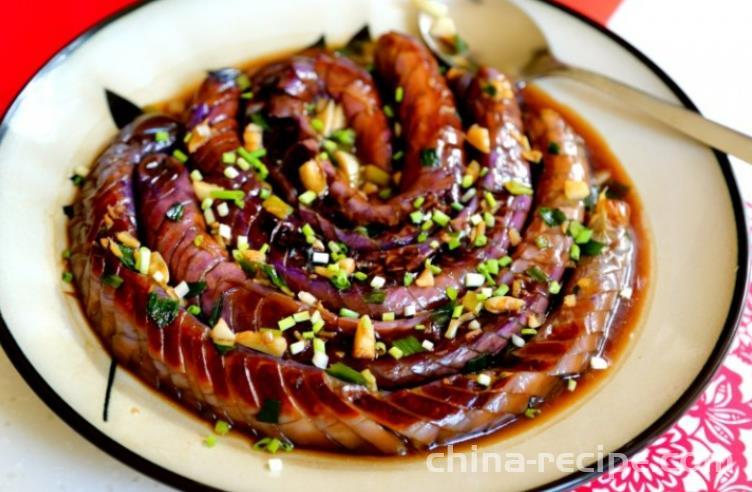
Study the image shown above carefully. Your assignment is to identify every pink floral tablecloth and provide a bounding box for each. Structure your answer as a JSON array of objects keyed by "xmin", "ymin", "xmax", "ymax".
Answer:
[
  {"xmin": 580, "ymin": 279, "xmax": 752, "ymax": 491},
  {"xmin": 566, "ymin": 1, "xmax": 752, "ymax": 487}
]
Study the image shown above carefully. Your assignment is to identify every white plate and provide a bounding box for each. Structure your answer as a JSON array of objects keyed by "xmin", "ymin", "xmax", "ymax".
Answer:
[{"xmin": 0, "ymin": 0, "xmax": 746, "ymax": 490}]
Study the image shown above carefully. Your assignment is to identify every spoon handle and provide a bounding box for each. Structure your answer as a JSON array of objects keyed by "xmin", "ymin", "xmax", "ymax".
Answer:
[{"xmin": 545, "ymin": 63, "xmax": 752, "ymax": 163}]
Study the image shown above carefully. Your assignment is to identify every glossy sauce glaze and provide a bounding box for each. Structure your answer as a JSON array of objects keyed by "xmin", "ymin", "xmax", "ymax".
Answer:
[{"xmin": 67, "ymin": 35, "xmax": 651, "ymax": 454}]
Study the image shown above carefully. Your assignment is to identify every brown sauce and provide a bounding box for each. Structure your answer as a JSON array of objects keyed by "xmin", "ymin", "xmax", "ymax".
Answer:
[
  {"xmin": 442, "ymin": 84, "xmax": 654, "ymax": 454},
  {"xmin": 69, "ymin": 51, "xmax": 652, "ymax": 460}
]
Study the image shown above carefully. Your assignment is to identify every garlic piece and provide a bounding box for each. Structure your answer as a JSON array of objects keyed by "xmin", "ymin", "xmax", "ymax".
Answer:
[
  {"xmin": 299, "ymin": 159, "xmax": 327, "ymax": 194},
  {"xmin": 484, "ymin": 296, "xmax": 525, "ymax": 314},
  {"xmin": 353, "ymin": 315, "xmax": 376, "ymax": 359},
  {"xmin": 467, "ymin": 124, "xmax": 491, "ymax": 154}
]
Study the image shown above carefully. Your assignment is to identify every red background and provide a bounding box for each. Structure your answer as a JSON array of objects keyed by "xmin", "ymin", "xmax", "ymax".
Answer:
[{"xmin": 1, "ymin": 0, "xmax": 622, "ymax": 115}]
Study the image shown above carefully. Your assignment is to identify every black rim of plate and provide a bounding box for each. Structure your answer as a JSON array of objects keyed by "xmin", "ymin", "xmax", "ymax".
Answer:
[{"xmin": 0, "ymin": 1, "xmax": 747, "ymax": 491}]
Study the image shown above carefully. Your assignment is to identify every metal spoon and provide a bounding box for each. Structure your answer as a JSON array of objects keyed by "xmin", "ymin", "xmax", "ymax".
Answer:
[{"xmin": 417, "ymin": 0, "xmax": 752, "ymax": 163}]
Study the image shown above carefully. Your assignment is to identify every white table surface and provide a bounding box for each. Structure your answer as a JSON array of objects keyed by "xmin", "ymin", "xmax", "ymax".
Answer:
[{"xmin": 2, "ymin": 0, "xmax": 750, "ymax": 490}]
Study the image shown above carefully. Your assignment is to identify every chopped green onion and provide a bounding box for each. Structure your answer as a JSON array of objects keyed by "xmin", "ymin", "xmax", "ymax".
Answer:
[
  {"xmin": 154, "ymin": 131, "xmax": 169, "ymax": 142},
  {"xmin": 136, "ymin": 247, "xmax": 151, "ymax": 275},
  {"xmin": 322, "ymin": 139, "xmax": 338, "ymax": 154},
  {"xmin": 567, "ymin": 378, "xmax": 578, "ymax": 391},
  {"xmin": 432, "ymin": 210, "xmax": 450, "ymax": 227},
  {"xmin": 102, "ymin": 274, "xmax": 123, "ymax": 288},
  {"xmin": 172, "ymin": 149, "xmax": 188, "ymax": 163},
  {"xmin": 278, "ymin": 316, "xmax": 296, "ymax": 331},
  {"xmin": 257, "ymin": 399, "xmax": 281, "ymax": 424},
  {"xmin": 483, "ymin": 211, "xmax": 495, "ymax": 228},
  {"xmin": 395, "ymin": 86, "xmax": 404, "ymax": 103},
  {"xmin": 575, "ymin": 228, "xmax": 592, "ymax": 244},
  {"xmin": 420, "ymin": 148, "xmax": 439, "ymax": 167},
  {"xmin": 417, "ymin": 232, "xmax": 429, "ymax": 243},
  {"xmin": 62, "ymin": 249, "xmax": 72, "ymax": 260},
  {"xmin": 451, "ymin": 202, "xmax": 463, "ymax": 212},
  {"xmin": 187, "ymin": 305, "xmax": 202, "ymax": 316},
  {"xmin": 581, "ymin": 240, "xmax": 606, "ymax": 256},
  {"xmin": 453, "ymin": 34, "xmax": 468, "ymax": 54},
  {"xmin": 364, "ymin": 290, "xmax": 386, "ymax": 304},
  {"xmin": 236, "ymin": 73, "xmax": 251, "ymax": 91},
  {"xmin": 413, "ymin": 196, "xmax": 425, "ymax": 209},
  {"xmin": 353, "ymin": 271, "xmax": 368, "ymax": 281},
  {"xmin": 326, "ymin": 362, "xmax": 367, "ymax": 385},
  {"xmin": 410, "ymin": 211, "xmax": 424, "ymax": 224},
  {"xmin": 383, "ymin": 105, "xmax": 394, "ymax": 118},
  {"xmin": 451, "ymin": 305, "xmax": 463, "ymax": 319},
  {"xmin": 382, "ymin": 311, "xmax": 395, "ymax": 322},
  {"xmin": 388, "ymin": 346, "xmax": 404, "ymax": 360},
  {"xmin": 548, "ymin": 281, "xmax": 561, "ymax": 294},
  {"xmin": 464, "ymin": 353, "xmax": 495, "ymax": 373},
  {"xmin": 301, "ymin": 222, "xmax": 315, "ymax": 238},
  {"xmin": 62, "ymin": 271, "xmax": 73, "ymax": 283},
  {"xmin": 547, "ymin": 142, "xmax": 560, "ymax": 155},
  {"xmin": 499, "ymin": 255, "xmax": 512, "ymax": 267},
  {"xmin": 539, "ymin": 207, "xmax": 567, "ymax": 227},
  {"xmin": 393, "ymin": 150, "xmax": 404, "ymax": 161},
  {"xmin": 484, "ymin": 191, "xmax": 497, "ymax": 209},
  {"xmin": 194, "ymin": 235, "xmax": 205, "ymax": 247},
  {"xmin": 391, "ymin": 336, "xmax": 424, "ymax": 357},
  {"xmin": 70, "ymin": 174, "xmax": 85, "ymax": 187},
  {"xmin": 493, "ymin": 284, "xmax": 510, "ymax": 297},
  {"xmin": 570, "ymin": 243, "xmax": 581, "ymax": 261},
  {"xmin": 403, "ymin": 272, "xmax": 415, "ymax": 286},
  {"xmin": 146, "ymin": 292, "xmax": 179, "ymax": 328},
  {"xmin": 222, "ymin": 151, "xmax": 237, "ymax": 164},
  {"xmin": 312, "ymin": 337, "xmax": 326, "ymax": 354},
  {"xmin": 474, "ymin": 234, "xmax": 488, "ymax": 247},
  {"xmin": 526, "ymin": 265, "xmax": 549, "ymax": 283},
  {"xmin": 446, "ymin": 286, "xmax": 458, "ymax": 301},
  {"xmin": 524, "ymin": 407, "xmax": 541, "ymax": 419},
  {"xmin": 250, "ymin": 112, "xmax": 270, "ymax": 130},
  {"xmin": 330, "ymin": 271, "xmax": 351, "ymax": 290},
  {"xmin": 447, "ymin": 235, "xmax": 462, "ymax": 250},
  {"xmin": 214, "ymin": 420, "xmax": 231, "ymax": 435},
  {"xmin": 204, "ymin": 435, "xmax": 217, "ymax": 448},
  {"xmin": 253, "ymin": 437, "xmax": 293, "ymax": 454},
  {"xmin": 535, "ymin": 236, "xmax": 550, "ymax": 249},
  {"xmin": 165, "ymin": 202, "xmax": 184, "ymax": 222},
  {"xmin": 482, "ymin": 83, "xmax": 497, "ymax": 97},
  {"xmin": 298, "ymin": 190, "xmax": 317, "ymax": 206},
  {"xmin": 209, "ymin": 190, "xmax": 245, "ymax": 202},
  {"xmin": 339, "ymin": 308, "xmax": 359, "ymax": 319},
  {"xmin": 331, "ymin": 128, "xmax": 356, "ymax": 147},
  {"xmin": 485, "ymin": 259, "xmax": 500, "ymax": 275},
  {"xmin": 504, "ymin": 181, "xmax": 533, "ymax": 196},
  {"xmin": 426, "ymin": 260, "xmax": 441, "ymax": 274},
  {"xmin": 311, "ymin": 118, "xmax": 324, "ymax": 133}
]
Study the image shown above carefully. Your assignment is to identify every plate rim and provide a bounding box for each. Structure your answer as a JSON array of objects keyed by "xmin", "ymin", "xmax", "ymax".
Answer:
[{"xmin": 0, "ymin": 1, "xmax": 747, "ymax": 491}]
